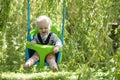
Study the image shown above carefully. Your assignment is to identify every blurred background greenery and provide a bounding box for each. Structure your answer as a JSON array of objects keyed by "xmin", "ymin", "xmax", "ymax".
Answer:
[{"xmin": 1, "ymin": 0, "xmax": 120, "ymax": 80}]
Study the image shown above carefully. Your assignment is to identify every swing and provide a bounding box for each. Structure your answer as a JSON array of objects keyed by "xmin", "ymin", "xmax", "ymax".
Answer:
[{"xmin": 25, "ymin": 0, "xmax": 66, "ymax": 68}]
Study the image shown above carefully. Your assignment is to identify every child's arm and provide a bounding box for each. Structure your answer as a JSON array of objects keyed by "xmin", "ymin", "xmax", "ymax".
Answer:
[
  {"xmin": 54, "ymin": 46, "xmax": 60, "ymax": 54},
  {"xmin": 52, "ymin": 33, "xmax": 62, "ymax": 54}
]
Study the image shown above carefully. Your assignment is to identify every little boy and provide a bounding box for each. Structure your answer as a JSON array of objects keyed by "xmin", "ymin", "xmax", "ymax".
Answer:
[{"xmin": 24, "ymin": 15, "xmax": 62, "ymax": 72}]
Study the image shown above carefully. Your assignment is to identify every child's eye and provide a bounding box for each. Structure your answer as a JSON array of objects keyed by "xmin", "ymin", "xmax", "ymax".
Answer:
[
  {"xmin": 39, "ymin": 27, "xmax": 43, "ymax": 29},
  {"xmin": 45, "ymin": 27, "xmax": 48, "ymax": 29}
]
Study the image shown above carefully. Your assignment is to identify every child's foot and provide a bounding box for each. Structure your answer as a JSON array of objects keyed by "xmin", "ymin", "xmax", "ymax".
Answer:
[
  {"xmin": 52, "ymin": 66, "xmax": 58, "ymax": 72},
  {"xmin": 23, "ymin": 64, "xmax": 29, "ymax": 70}
]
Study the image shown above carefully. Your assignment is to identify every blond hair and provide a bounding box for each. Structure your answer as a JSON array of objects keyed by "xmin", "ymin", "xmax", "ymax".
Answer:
[{"xmin": 36, "ymin": 15, "xmax": 52, "ymax": 28}]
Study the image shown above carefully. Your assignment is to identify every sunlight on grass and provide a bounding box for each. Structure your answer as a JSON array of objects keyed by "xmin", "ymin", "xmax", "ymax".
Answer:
[{"xmin": 2, "ymin": 71, "xmax": 78, "ymax": 80}]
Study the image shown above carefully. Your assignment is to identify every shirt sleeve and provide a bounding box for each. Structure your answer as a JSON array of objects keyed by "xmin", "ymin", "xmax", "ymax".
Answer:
[{"xmin": 52, "ymin": 33, "xmax": 63, "ymax": 48}]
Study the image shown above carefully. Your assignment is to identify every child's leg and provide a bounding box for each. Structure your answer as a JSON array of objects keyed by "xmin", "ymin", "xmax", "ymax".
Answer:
[
  {"xmin": 24, "ymin": 52, "xmax": 39, "ymax": 69},
  {"xmin": 46, "ymin": 53, "xmax": 58, "ymax": 72}
]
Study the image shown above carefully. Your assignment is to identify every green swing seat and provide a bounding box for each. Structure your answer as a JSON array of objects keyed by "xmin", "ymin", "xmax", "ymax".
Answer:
[{"xmin": 26, "ymin": 0, "xmax": 66, "ymax": 68}]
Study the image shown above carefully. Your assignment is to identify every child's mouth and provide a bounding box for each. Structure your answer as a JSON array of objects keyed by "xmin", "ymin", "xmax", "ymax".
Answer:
[{"xmin": 42, "ymin": 32, "xmax": 46, "ymax": 34}]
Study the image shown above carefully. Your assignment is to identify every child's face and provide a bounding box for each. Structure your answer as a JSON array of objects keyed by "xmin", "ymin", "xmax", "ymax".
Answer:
[{"xmin": 38, "ymin": 21, "xmax": 50, "ymax": 36}]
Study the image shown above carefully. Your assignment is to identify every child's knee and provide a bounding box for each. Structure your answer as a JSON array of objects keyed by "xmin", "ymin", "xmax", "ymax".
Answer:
[
  {"xmin": 46, "ymin": 53, "xmax": 55, "ymax": 59},
  {"xmin": 46, "ymin": 56, "xmax": 56, "ymax": 64}
]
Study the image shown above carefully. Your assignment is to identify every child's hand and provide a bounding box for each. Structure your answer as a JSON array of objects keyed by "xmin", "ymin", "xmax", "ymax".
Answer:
[
  {"xmin": 30, "ymin": 40, "xmax": 36, "ymax": 45},
  {"xmin": 53, "ymin": 46, "xmax": 60, "ymax": 54}
]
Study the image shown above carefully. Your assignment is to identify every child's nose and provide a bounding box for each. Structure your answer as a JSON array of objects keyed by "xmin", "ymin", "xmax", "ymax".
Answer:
[{"xmin": 42, "ymin": 29, "xmax": 45, "ymax": 32}]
